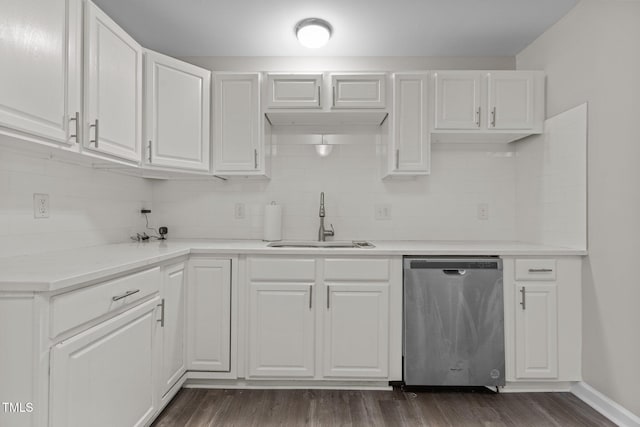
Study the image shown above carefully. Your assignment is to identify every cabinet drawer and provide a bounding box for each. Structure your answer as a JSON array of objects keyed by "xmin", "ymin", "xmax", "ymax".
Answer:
[
  {"xmin": 248, "ymin": 258, "xmax": 315, "ymax": 281},
  {"xmin": 515, "ymin": 259, "xmax": 556, "ymax": 281},
  {"xmin": 324, "ymin": 259, "xmax": 389, "ymax": 281},
  {"xmin": 51, "ymin": 267, "xmax": 161, "ymax": 337}
]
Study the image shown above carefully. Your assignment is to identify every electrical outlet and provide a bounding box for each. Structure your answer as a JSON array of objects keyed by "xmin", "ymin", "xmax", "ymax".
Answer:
[
  {"xmin": 477, "ymin": 203, "xmax": 489, "ymax": 220},
  {"xmin": 34, "ymin": 193, "xmax": 49, "ymax": 219},
  {"xmin": 374, "ymin": 204, "xmax": 392, "ymax": 220},
  {"xmin": 234, "ymin": 203, "xmax": 245, "ymax": 219}
]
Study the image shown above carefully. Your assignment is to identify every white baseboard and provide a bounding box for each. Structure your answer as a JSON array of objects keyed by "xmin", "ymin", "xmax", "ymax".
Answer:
[{"xmin": 571, "ymin": 382, "xmax": 640, "ymax": 427}]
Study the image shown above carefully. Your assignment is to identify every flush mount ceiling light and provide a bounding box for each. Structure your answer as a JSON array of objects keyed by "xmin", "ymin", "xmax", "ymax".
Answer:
[{"xmin": 295, "ymin": 18, "xmax": 332, "ymax": 49}]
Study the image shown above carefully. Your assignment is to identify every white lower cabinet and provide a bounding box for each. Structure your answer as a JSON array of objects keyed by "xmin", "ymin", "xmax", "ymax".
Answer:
[
  {"xmin": 187, "ymin": 258, "xmax": 232, "ymax": 372},
  {"xmin": 514, "ymin": 283, "xmax": 558, "ymax": 379},
  {"xmin": 50, "ymin": 298, "xmax": 160, "ymax": 427},
  {"xmin": 248, "ymin": 283, "xmax": 315, "ymax": 377},
  {"xmin": 160, "ymin": 262, "xmax": 187, "ymax": 400},
  {"xmin": 323, "ymin": 283, "xmax": 389, "ymax": 378},
  {"xmin": 504, "ymin": 257, "xmax": 581, "ymax": 384},
  {"xmin": 246, "ymin": 256, "xmax": 398, "ymax": 381}
]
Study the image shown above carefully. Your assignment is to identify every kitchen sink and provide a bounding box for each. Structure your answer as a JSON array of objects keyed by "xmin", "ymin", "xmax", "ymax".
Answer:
[{"xmin": 267, "ymin": 240, "xmax": 375, "ymax": 249}]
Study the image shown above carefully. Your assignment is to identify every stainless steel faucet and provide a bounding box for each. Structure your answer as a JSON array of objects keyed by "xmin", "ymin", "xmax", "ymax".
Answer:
[{"xmin": 318, "ymin": 192, "xmax": 335, "ymax": 242}]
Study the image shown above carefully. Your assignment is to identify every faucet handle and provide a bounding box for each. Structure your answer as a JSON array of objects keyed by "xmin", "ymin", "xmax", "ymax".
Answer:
[{"xmin": 327, "ymin": 224, "xmax": 335, "ymax": 236}]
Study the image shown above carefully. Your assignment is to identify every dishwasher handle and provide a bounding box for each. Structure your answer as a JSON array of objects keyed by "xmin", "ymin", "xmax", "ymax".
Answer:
[{"xmin": 442, "ymin": 269, "xmax": 467, "ymax": 276}]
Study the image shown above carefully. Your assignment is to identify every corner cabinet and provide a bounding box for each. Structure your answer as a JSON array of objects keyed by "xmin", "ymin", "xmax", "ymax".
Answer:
[
  {"xmin": 213, "ymin": 73, "xmax": 270, "ymax": 177},
  {"xmin": 432, "ymin": 70, "xmax": 544, "ymax": 143},
  {"xmin": 84, "ymin": 1, "xmax": 143, "ymax": 162},
  {"xmin": 383, "ymin": 73, "xmax": 430, "ymax": 178},
  {"xmin": 159, "ymin": 262, "xmax": 187, "ymax": 403},
  {"xmin": 144, "ymin": 51, "xmax": 211, "ymax": 172},
  {"xmin": 503, "ymin": 257, "xmax": 581, "ymax": 384},
  {"xmin": 0, "ymin": 0, "xmax": 82, "ymax": 148},
  {"xmin": 187, "ymin": 258, "xmax": 232, "ymax": 372}
]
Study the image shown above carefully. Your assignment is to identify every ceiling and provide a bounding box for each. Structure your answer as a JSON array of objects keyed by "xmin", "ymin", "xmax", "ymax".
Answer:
[{"xmin": 92, "ymin": 0, "xmax": 578, "ymax": 57}]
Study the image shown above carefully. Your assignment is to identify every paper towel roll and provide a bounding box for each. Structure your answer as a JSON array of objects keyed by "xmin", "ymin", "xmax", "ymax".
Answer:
[{"xmin": 263, "ymin": 202, "xmax": 282, "ymax": 242}]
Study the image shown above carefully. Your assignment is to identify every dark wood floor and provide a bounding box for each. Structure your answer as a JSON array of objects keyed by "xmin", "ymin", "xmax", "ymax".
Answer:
[{"xmin": 152, "ymin": 388, "xmax": 615, "ymax": 427}]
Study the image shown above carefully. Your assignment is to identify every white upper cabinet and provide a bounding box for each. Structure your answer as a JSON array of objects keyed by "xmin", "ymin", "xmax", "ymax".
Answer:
[
  {"xmin": 0, "ymin": 0, "xmax": 82, "ymax": 147},
  {"xmin": 144, "ymin": 51, "xmax": 211, "ymax": 172},
  {"xmin": 487, "ymin": 71, "xmax": 536, "ymax": 130},
  {"xmin": 434, "ymin": 71, "xmax": 482, "ymax": 130},
  {"xmin": 432, "ymin": 70, "xmax": 544, "ymax": 143},
  {"xmin": 84, "ymin": 1, "xmax": 143, "ymax": 162},
  {"xmin": 385, "ymin": 73, "xmax": 430, "ymax": 178},
  {"xmin": 213, "ymin": 73, "xmax": 268, "ymax": 176},
  {"xmin": 265, "ymin": 74, "xmax": 322, "ymax": 109},
  {"xmin": 331, "ymin": 74, "xmax": 386, "ymax": 109}
]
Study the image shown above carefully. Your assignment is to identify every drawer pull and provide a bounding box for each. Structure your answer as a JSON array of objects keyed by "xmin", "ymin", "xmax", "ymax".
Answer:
[
  {"xmin": 112, "ymin": 289, "xmax": 140, "ymax": 301},
  {"xmin": 528, "ymin": 268, "xmax": 553, "ymax": 273}
]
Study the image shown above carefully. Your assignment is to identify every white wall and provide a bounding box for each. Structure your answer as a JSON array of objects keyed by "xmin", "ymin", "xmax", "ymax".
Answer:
[
  {"xmin": 517, "ymin": 0, "xmax": 640, "ymax": 417},
  {"xmin": 153, "ymin": 140, "xmax": 517, "ymax": 241},
  {"xmin": 0, "ymin": 142, "xmax": 153, "ymax": 258},
  {"xmin": 515, "ymin": 104, "xmax": 587, "ymax": 249}
]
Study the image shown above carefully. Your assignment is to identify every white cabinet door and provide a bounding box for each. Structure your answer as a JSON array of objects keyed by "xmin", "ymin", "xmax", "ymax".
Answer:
[
  {"xmin": 0, "ymin": 0, "xmax": 82, "ymax": 146},
  {"xmin": 487, "ymin": 72, "xmax": 535, "ymax": 130},
  {"xmin": 213, "ymin": 73, "xmax": 265, "ymax": 175},
  {"xmin": 514, "ymin": 283, "xmax": 558, "ymax": 379},
  {"xmin": 388, "ymin": 73, "xmax": 430, "ymax": 175},
  {"xmin": 266, "ymin": 74, "xmax": 322, "ymax": 109},
  {"xmin": 144, "ymin": 51, "xmax": 211, "ymax": 171},
  {"xmin": 187, "ymin": 259, "xmax": 231, "ymax": 372},
  {"xmin": 248, "ymin": 283, "xmax": 315, "ymax": 377},
  {"xmin": 84, "ymin": 2, "xmax": 142, "ymax": 162},
  {"xmin": 160, "ymin": 262, "xmax": 186, "ymax": 397},
  {"xmin": 323, "ymin": 283, "xmax": 389, "ymax": 378},
  {"xmin": 50, "ymin": 298, "xmax": 160, "ymax": 427},
  {"xmin": 433, "ymin": 71, "xmax": 482, "ymax": 130},
  {"xmin": 331, "ymin": 74, "xmax": 386, "ymax": 109}
]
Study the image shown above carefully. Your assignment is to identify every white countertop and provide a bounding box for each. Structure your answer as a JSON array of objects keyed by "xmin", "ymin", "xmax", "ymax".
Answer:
[{"xmin": 0, "ymin": 239, "xmax": 586, "ymax": 292}]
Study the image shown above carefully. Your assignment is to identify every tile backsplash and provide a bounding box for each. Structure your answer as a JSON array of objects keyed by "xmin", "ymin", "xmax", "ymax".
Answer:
[
  {"xmin": 152, "ymin": 136, "xmax": 517, "ymax": 241},
  {"xmin": 0, "ymin": 143, "xmax": 153, "ymax": 258}
]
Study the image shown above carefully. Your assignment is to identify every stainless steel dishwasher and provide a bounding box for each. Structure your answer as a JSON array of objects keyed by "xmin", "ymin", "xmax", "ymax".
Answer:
[{"xmin": 403, "ymin": 257, "xmax": 505, "ymax": 387}]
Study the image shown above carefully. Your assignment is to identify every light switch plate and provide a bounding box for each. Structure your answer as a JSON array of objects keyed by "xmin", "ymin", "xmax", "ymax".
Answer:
[{"xmin": 34, "ymin": 193, "xmax": 49, "ymax": 218}]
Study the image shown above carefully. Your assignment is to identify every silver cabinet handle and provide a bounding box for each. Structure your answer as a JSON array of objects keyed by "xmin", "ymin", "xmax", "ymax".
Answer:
[
  {"xmin": 90, "ymin": 119, "xmax": 99, "ymax": 147},
  {"xmin": 112, "ymin": 289, "xmax": 140, "ymax": 301},
  {"xmin": 332, "ymin": 86, "xmax": 336, "ymax": 107},
  {"xmin": 528, "ymin": 268, "xmax": 553, "ymax": 273},
  {"xmin": 476, "ymin": 107, "xmax": 481, "ymax": 127},
  {"xmin": 326, "ymin": 286, "xmax": 330, "ymax": 309},
  {"xmin": 69, "ymin": 112, "xmax": 80, "ymax": 143},
  {"xmin": 317, "ymin": 86, "xmax": 321, "ymax": 107},
  {"xmin": 395, "ymin": 149, "xmax": 400, "ymax": 170},
  {"xmin": 491, "ymin": 107, "xmax": 496, "ymax": 128},
  {"xmin": 157, "ymin": 298, "xmax": 165, "ymax": 327},
  {"xmin": 309, "ymin": 285, "xmax": 312, "ymax": 309},
  {"xmin": 520, "ymin": 286, "xmax": 526, "ymax": 310},
  {"xmin": 148, "ymin": 140, "xmax": 152, "ymax": 163},
  {"xmin": 254, "ymin": 149, "xmax": 258, "ymax": 169}
]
